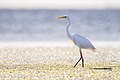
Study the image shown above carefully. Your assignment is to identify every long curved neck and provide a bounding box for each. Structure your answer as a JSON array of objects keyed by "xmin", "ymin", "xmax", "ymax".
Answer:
[{"xmin": 66, "ymin": 17, "xmax": 72, "ymax": 39}]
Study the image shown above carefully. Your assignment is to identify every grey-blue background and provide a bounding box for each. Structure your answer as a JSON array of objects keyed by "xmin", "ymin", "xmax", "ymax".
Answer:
[{"xmin": 0, "ymin": 9, "xmax": 120, "ymax": 41}]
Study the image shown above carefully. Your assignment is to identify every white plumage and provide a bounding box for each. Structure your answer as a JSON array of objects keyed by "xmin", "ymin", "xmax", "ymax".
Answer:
[
  {"xmin": 71, "ymin": 33, "xmax": 96, "ymax": 51},
  {"xmin": 57, "ymin": 15, "xmax": 96, "ymax": 68}
]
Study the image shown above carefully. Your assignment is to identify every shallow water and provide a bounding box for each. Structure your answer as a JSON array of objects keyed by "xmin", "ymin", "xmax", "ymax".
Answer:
[{"xmin": 0, "ymin": 43, "xmax": 120, "ymax": 79}]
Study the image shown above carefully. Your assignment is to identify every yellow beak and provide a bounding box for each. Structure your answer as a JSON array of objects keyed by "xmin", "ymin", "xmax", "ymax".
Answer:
[{"xmin": 57, "ymin": 16, "xmax": 66, "ymax": 19}]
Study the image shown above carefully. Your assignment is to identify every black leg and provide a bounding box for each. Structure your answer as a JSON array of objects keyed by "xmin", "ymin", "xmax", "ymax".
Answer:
[
  {"xmin": 80, "ymin": 49, "xmax": 84, "ymax": 68},
  {"xmin": 82, "ymin": 58, "xmax": 84, "ymax": 68},
  {"xmin": 73, "ymin": 57, "xmax": 82, "ymax": 68},
  {"xmin": 73, "ymin": 49, "xmax": 84, "ymax": 68}
]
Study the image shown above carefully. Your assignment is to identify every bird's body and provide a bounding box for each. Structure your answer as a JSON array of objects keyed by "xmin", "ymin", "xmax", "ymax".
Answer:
[
  {"xmin": 71, "ymin": 33, "xmax": 96, "ymax": 51},
  {"xmin": 57, "ymin": 15, "xmax": 96, "ymax": 68}
]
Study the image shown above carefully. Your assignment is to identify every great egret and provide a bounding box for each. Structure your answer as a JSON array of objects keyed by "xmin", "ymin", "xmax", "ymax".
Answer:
[{"xmin": 57, "ymin": 15, "xmax": 96, "ymax": 68}]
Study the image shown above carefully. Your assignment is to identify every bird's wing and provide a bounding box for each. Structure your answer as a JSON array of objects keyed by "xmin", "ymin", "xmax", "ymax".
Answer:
[{"xmin": 71, "ymin": 33, "xmax": 96, "ymax": 50}]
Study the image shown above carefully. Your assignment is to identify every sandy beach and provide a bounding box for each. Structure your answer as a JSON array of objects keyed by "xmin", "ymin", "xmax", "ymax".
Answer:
[{"xmin": 0, "ymin": 41, "xmax": 120, "ymax": 80}]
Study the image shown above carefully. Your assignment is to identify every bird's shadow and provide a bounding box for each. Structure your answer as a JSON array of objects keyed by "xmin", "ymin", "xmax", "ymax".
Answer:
[{"xmin": 90, "ymin": 67, "xmax": 112, "ymax": 71}]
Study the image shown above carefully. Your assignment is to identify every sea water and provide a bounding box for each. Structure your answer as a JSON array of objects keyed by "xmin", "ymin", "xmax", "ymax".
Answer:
[{"xmin": 0, "ymin": 9, "xmax": 120, "ymax": 42}]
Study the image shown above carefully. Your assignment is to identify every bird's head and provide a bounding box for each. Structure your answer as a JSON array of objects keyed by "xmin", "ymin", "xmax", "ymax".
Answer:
[{"xmin": 57, "ymin": 15, "xmax": 68, "ymax": 19}]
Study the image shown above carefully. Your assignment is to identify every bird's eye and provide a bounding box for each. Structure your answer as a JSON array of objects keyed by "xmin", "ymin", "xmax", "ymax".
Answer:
[{"xmin": 64, "ymin": 16, "xmax": 67, "ymax": 18}]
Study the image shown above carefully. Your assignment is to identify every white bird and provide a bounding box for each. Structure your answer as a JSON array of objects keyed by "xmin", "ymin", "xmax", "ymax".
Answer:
[{"xmin": 57, "ymin": 15, "xmax": 96, "ymax": 68}]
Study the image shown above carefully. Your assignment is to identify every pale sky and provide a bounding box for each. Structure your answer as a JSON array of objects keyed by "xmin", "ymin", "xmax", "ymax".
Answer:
[{"xmin": 0, "ymin": 0, "xmax": 120, "ymax": 9}]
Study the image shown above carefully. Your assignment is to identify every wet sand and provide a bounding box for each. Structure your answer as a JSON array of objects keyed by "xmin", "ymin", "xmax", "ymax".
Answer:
[{"xmin": 0, "ymin": 42, "xmax": 120, "ymax": 80}]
